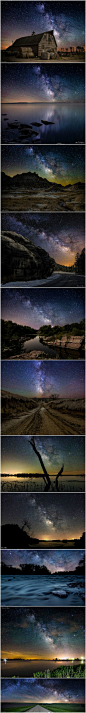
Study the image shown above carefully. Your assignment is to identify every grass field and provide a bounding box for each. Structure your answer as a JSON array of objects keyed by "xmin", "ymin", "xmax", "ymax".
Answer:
[{"xmin": 1, "ymin": 705, "xmax": 85, "ymax": 712}]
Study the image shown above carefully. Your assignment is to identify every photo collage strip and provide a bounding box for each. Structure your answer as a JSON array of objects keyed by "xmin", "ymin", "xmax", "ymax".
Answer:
[{"xmin": 1, "ymin": 2, "xmax": 85, "ymax": 712}]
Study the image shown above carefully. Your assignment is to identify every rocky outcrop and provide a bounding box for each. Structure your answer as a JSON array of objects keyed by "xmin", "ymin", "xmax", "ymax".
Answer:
[
  {"xmin": 1, "ymin": 230, "xmax": 57, "ymax": 283},
  {"xmin": 43, "ymin": 334, "xmax": 85, "ymax": 351}
]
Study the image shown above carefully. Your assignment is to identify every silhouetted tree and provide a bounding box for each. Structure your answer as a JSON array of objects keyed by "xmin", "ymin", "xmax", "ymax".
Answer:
[
  {"xmin": 74, "ymin": 248, "xmax": 85, "ymax": 274},
  {"xmin": 29, "ymin": 437, "xmax": 64, "ymax": 492},
  {"xmin": 56, "ymin": 464, "xmax": 64, "ymax": 491},
  {"xmin": 29, "ymin": 437, "xmax": 51, "ymax": 491}
]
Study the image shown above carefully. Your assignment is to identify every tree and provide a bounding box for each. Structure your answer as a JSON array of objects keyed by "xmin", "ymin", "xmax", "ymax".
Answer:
[
  {"xmin": 29, "ymin": 437, "xmax": 51, "ymax": 491},
  {"xmin": 74, "ymin": 248, "xmax": 85, "ymax": 274},
  {"xmin": 29, "ymin": 437, "xmax": 64, "ymax": 492}
]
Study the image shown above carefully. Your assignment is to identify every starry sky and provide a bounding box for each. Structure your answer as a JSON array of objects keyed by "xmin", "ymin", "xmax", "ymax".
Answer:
[
  {"xmin": 1, "ymin": 492, "xmax": 85, "ymax": 542},
  {"xmin": 1, "ymin": 435, "xmax": 85, "ymax": 477},
  {"xmin": 1, "ymin": 1, "xmax": 85, "ymax": 51},
  {"xmin": 1, "ymin": 607, "xmax": 85, "ymax": 661},
  {"xmin": 1, "ymin": 548, "xmax": 85, "ymax": 573},
  {"xmin": 1, "ymin": 288, "xmax": 85, "ymax": 331},
  {"xmin": 1, "ymin": 64, "xmax": 85, "ymax": 103},
  {"xmin": 1, "ymin": 361, "xmax": 85, "ymax": 399},
  {"xmin": 2, "ymin": 145, "xmax": 85, "ymax": 186},
  {"xmin": 2, "ymin": 212, "xmax": 85, "ymax": 267},
  {"xmin": 1, "ymin": 678, "xmax": 85, "ymax": 704}
]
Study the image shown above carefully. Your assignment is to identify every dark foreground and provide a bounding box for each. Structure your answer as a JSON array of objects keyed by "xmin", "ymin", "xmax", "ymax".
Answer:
[
  {"xmin": 3, "ymin": 272, "xmax": 85, "ymax": 287},
  {"xmin": 2, "ymin": 185, "xmax": 85, "ymax": 211},
  {"xmin": 1, "ymin": 704, "xmax": 85, "ymax": 712},
  {"xmin": 1, "ymin": 398, "xmax": 85, "ymax": 435}
]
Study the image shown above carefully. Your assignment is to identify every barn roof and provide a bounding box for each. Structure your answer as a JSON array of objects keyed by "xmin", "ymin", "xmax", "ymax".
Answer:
[{"xmin": 11, "ymin": 29, "xmax": 55, "ymax": 48}]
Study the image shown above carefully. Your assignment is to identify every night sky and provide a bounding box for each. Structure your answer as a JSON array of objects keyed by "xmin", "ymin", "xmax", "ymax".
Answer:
[
  {"xmin": 2, "ymin": 145, "xmax": 85, "ymax": 185},
  {"xmin": 1, "ymin": 548, "xmax": 85, "ymax": 573},
  {"xmin": 1, "ymin": 607, "xmax": 85, "ymax": 661},
  {"xmin": 1, "ymin": 288, "xmax": 85, "ymax": 330},
  {"xmin": 1, "ymin": 678, "xmax": 85, "ymax": 704},
  {"xmin": 1, "ymin": 64, "xmax": 85, "ymax": 103},
  {"xmin": 1, "ymin": 361, "xmax": 85, "ymax": 399},
  {"xmin": 1, "ymin": 1, "xmax": 85, "ymax": 51},
  {"xmin": 1, "ymin": 492, "xmax": 85, "ymax": 542},
  {"xmin": 2, "ymin": 212, "xmax": 85, "ymax": 267},
  {"xmin": 1, "ymin": 435, "xmax": 85, "ymax": 477}
]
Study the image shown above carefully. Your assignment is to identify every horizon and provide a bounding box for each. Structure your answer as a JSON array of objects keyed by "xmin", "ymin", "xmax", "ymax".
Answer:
[
  {"xmin": 1, "ymin": 1, "xmax": 85, "ymax": 51},
  {"xmin": 2, "ymin": 146, "xmax": 85, "ymax": 186}
]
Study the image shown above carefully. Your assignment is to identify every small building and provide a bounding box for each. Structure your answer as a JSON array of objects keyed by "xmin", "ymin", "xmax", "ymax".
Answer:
[{"xmin": 6, "ymin": 30, "xmax": 57, "ymax": 59}]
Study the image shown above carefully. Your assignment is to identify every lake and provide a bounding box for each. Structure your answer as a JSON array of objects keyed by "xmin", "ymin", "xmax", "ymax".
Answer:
[
  {"xmin": 1, "ymin": 574, "xmax": 85, "ymax": 607},
  {"xmin": 1, "ymin": 656, "xmax": 84, "ymax": 678},
  {"xmin": 1, "ymin": 474, "xmax": 85, "ymax": 492},
  {"xmin": 1, "ymin": 102, "xmax": 85, "ymax": 144}
]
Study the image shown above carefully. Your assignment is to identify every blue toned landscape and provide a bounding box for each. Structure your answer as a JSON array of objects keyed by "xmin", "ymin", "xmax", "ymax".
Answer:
[
  {"xmin": 1, "ymin": 574, "xmax": 85, "ymax": 607},
  {"xmin": 1, "ymin": 102, "xmax": 85, "ymax": 144}
]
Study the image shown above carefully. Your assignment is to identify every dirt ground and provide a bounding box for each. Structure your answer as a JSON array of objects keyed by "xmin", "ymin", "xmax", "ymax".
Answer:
[
  {"xmin": 2, "ymin": 186, "xmax": 85, "ymax": 212},
  {"xmin": 1, "ymin": 403, "xmax": 85, "ymax": 435}
]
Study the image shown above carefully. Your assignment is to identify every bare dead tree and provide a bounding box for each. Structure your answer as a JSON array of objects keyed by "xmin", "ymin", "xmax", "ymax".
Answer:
[
  {"xmin": 56, "ymin": 464, "xmax": 64, "ymax": 491},
  {"xmin": 29, "ymin": 437, "xmax": 64, "ymax": 492},
  {"xmin": 29, "ymin": 437, "xmax": 51, "ymax": 491}
]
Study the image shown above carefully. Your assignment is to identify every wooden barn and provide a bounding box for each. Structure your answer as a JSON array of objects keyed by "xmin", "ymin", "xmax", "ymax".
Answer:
[{"xmin": 6, "ymin": 30, "xmax": 57, "ymax": 59}]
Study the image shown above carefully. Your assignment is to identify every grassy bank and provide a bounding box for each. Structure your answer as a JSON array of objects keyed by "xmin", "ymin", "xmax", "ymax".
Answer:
[{"xmin": 33, "ymin": 664, "xmax": 85, "ymax": 678}]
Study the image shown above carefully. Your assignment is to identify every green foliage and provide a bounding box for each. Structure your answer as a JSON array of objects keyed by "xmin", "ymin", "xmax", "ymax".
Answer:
[
  {"xmin": 39, "ymin": 319, "xmax": 85, "ymax": 340},
  {"xmin": 33, "ymin": 664, "xmax": 85, "ymax": 679},
  {"xmin": 1, "ymin": 319, "xmax": 36, "ymax": 357}
]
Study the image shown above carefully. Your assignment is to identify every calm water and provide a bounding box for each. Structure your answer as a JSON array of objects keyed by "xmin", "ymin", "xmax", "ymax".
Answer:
[
  {"xmin": 23, "ymin": 335, "xmax": 84, "ymax": 359},
  {"xmin": 1, "ymin": 475, "xmax": 85, "ymax": 492},
  {"xmin": 1, "ymin": 102, "xmax": 85, "ymax": 144},
  {"xmin": 23, "ymin": 335, "xmax": 58, "ymax": 357},
  {"xmin": 1, "ymin": 574, "xmax": 85, "ymax": 607},
  {"xmin": 1, "ymin": 654, "xmax": 84, "ymax": 678}
]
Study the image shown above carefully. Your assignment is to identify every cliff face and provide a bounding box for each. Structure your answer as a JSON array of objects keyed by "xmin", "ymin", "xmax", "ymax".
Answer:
[{"xmin": 1, "ymin": 230, "xmax": 57, "ymax": 283}]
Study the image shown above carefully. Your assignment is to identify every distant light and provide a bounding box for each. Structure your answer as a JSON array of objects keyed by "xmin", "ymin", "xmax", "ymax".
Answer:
[
  {"xmin": 72, "ymin": 658, "xmax": 74, "ymax": 661},
  {"xmin": 3, "ymin": 659, "xmax": 7, "ymax": 664},
  {"xmin": 81, "ymin": 658, "xmax": 84, "ymax": 663}
]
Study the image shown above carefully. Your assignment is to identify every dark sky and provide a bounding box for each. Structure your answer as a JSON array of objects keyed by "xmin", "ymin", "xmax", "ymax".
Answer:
[
  {"xmin": 1, "ymin": 435, "xmax": 85, "ymax": 476},
  {"xmin": 1, "ymin": 492, "xmax": 85, "ymax": 542},
  {"xmin": 1, "ymin": 678, "xmax": 85, "ymax": 704},
  {"xmin": 1, "ymin": 1, "xmax": 85, "ymax": 50},
  {"xmin": 1, "ymin": 548, "xmax": 85, "ymax": 573},
  {"xmin": 2, "ymin": 212, "xmax": 85, "ymax": 266},
  {"xmin": 1, "ymin": 607, "xmax": 85, "ymax": 661},
  {"xmin": 1, "ymin": 288, "xmax": 85, "ymax": 330},
  {"xmin": 2, "ymin": 145, "xmax": 85, "ymax": 185},
  {"xmin": 1, "ymin": 360, "xmax": 85, "ymax": 399},
  {"xmin": 1, "ymin": 63, "xmax": 85, "ymax": 103}
]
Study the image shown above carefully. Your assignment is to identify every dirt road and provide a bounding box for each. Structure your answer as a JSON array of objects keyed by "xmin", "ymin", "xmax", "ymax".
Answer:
[
  {"xmin": 4, "ymin": 272, "xmax": 85, "ymax": 287},
  {"xmin": 1, "ymin": 404, "xmax": 85, "ymax": 435}
]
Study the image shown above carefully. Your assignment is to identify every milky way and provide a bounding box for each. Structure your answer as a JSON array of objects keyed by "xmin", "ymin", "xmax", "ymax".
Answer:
[
  {"xmin": 1, "ymin": 63, "xmax": 85, "ymax": 103},
  {"xmin": 2, "ymin": 212, "xmax": 85, "ymax": 266},
  {"xmin": 1, "ymin": 492, "xmax": 85, "ymax": 542},
  {"xmin": 2, "ymin": 145, "xmax": 85, "ymax": 185},
  {"xmin": 1, "ymin": 607, "xmax": 85, "ymax": 661},
  {"xmin": 1, "ymin": 435, "xmax": 85, "ymax": 477},
  {"xmin": 1, "ymin": 288, "xmax": 85, "ymax": 330},
  {"xmin": 1, "ymin": 548, "xmax": 85, "ymax": 573},
  {"xmin": 1, "ymin": 1, "xmax": 85, "ymax": 50},
  {"xmin": 1, "ymin": 678, "xmax": 85, "ymax": 704},
  {"xmin": 1, "ymin": 360, "xmax": 85, "ymax": 399}
]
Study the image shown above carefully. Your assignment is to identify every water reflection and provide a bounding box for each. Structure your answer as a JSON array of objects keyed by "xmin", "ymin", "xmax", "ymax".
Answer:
[
  {"xmin": 2, "ymin": 102, "xmax": 85, "ymax": 144},
  {"xmin": 1, "ymin": 474, "xmax": 85, "ymax": 492}
]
